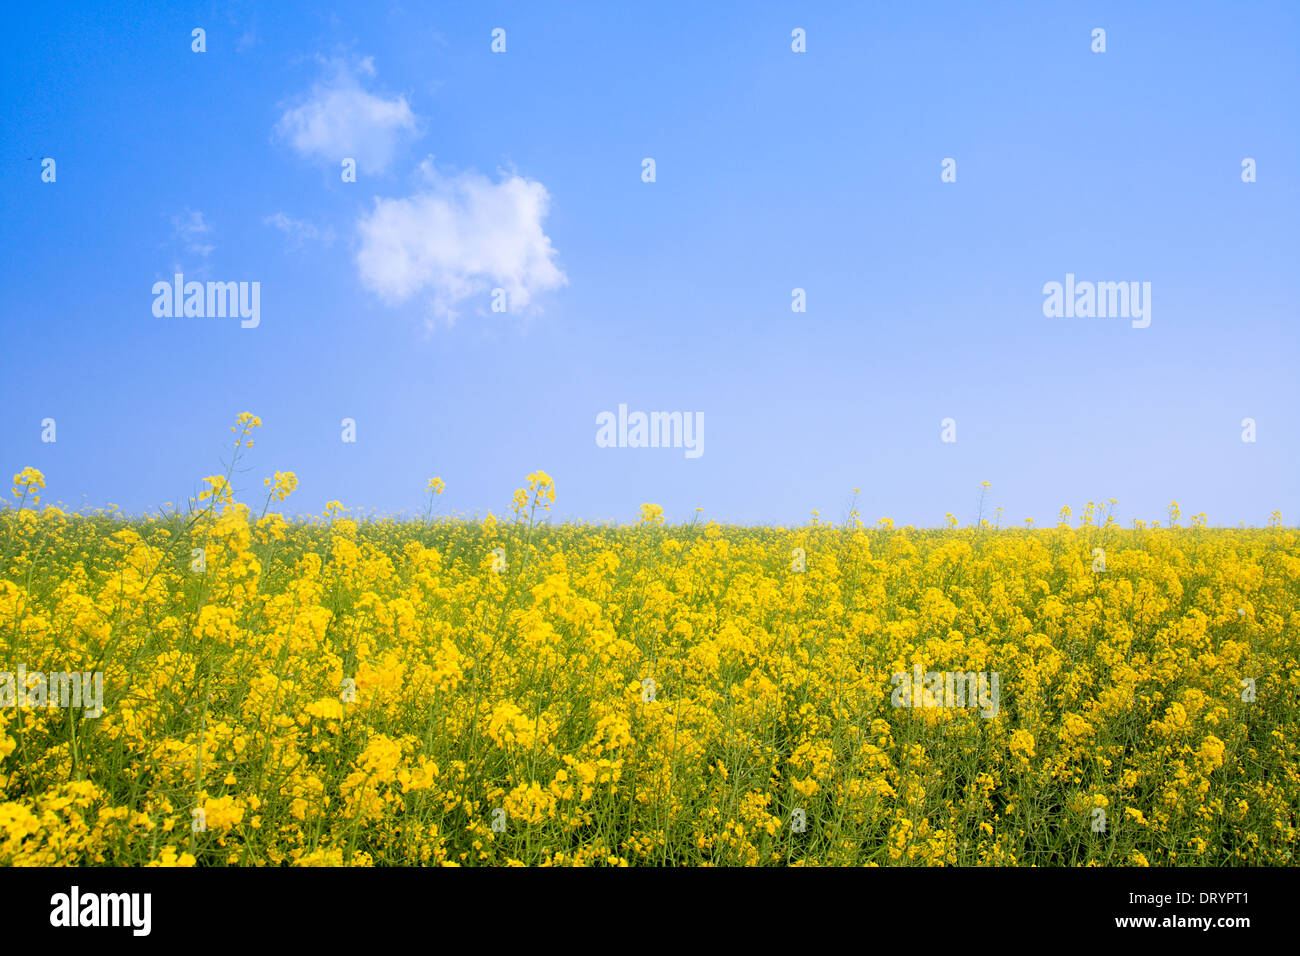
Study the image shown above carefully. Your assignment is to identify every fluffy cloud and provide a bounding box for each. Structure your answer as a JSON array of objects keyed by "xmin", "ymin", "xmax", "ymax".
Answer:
[
  {"xmin": 275, "ymin": 57, "xmax": 418, "ymax": 174},
  {"xmin": 356, "ymin": 164, "xmax": 567, "ymax": 321}
]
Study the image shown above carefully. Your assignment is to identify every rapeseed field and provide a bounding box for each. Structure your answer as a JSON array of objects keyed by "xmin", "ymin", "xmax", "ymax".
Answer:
[{"xmin": 2, "ymin": 415, "xmax": 1296, "ymax": 866}]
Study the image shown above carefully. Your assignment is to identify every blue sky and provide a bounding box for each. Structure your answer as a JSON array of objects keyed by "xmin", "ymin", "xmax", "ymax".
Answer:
[{"xmin": 2, "ymin": 1, "xmax": 1296, "ymax": 526}]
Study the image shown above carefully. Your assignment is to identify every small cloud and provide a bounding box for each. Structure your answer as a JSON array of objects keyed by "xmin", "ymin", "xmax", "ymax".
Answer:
[
  {"xmin": 172, "ymin": 208, "xmax": 213, "ymax": 257},
  {"xmin": 226, "ymin": 9, "xmax": 260, "ymax": 52},
  {"xmin": 274, "ymin": 56, "xmax": 418, "ymax": 175},
  {"xmin": 264, "ymin": 212, "xmax": 336, "ymax": 248},
  {"xmin": 355, "ymin": 162, "xmax": 567, "ymax": 323}
]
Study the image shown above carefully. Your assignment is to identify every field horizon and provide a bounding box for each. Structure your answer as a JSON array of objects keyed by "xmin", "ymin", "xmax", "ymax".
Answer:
[{"xmin": 2, "ymin": 415, "xmax": 1297, "ymax": 867}]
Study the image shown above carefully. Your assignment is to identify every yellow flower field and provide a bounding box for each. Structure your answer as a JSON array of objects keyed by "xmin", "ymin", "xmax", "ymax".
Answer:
[{"xmin": 2, "ymin": 416, "xmax": 1297, "ymax": 866}]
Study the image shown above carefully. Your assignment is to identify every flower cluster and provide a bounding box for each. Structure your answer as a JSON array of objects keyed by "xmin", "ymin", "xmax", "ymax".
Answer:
[{"xmin": 1, "ymin": 419, "xmax": 1297, "ymax": 866}]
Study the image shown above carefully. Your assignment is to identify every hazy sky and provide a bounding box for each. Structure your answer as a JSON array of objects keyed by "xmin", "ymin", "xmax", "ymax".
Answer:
[{"xmin": 2, "ymin": 1, "xmax": 1296, "ymax": 526}]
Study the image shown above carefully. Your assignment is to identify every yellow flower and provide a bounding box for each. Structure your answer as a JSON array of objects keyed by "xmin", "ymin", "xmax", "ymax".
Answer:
[
  {"xmin": 10, "ymin": 467, "xmax": 45, "ymax": 499},
  {"xmin": 1008, "ymin": 730, "xmax": 1036, "ymax": 767},
  {"xmin": 198, "ymin": 475, "xmax": 233, "ymax": 506},
  {"xmin": 1198, "ymin": 735, "xmax": 1226, "ymax": 770},
  {"xmin": 263, "ymin": 470, "xmax": 298, "ymax": 502},
  {"xmin": 637, "ymin": 503, "xmax": 664, "ymax": 526},
  {"xmin": 147, "ymin": 846, "xmax": 197, "ymax": 867}
]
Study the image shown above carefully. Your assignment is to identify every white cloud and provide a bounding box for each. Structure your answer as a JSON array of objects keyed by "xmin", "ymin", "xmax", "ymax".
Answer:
[
  {"xmin": 355, "ymin": 164, "xmax": 567, "ymax": 321},
  {"xmin": 172, "ymin": 208, "xmax": 213, "ymax": 257},
  {"xmin": 274, "ymin": 57, "xmax": 418, "ymax": 174},
  {"xmin": 264, "ymin": 212, "xmax": 336, "ymax": 248}
]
